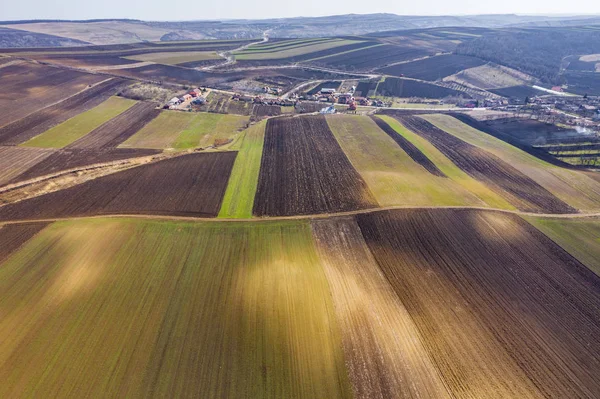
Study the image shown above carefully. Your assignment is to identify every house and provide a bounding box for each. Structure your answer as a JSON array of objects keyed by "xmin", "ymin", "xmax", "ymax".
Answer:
[
  {"xmin": 337, "ymin": 95, "xmax": 352, "ymax": 104},
  {"xmin": 551, "ymin": 86, "xmax": 564, "ymax": 93},
  {"xmin": 182, "ymin": 94, "xmax": 192, "ymax": 101},
  {"xmin": 168, "ymin": 97, "xmax": 180, "ymax": 105},
  {"xmin": 192, "ymin": 97, "xmax": 206, "ymax": 105}
]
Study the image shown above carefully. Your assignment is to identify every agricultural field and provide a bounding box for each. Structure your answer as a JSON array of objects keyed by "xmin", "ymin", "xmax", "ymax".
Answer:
[
  {"xmin": 326, "ymin": 114, "xmax": 509, "ymax": 208},
  {"xmin": 252, "ymin": 104, "xmax": 281, "ymax": 118},
  {"xmin": 2, "ymin": 209, "xmax": 599, "ymax": 397},
  {"xmin": 0, "ymin": 217, "xmax": 351, "ymax": 398},
  {"xmin": 9, "ymin": 148, "xmax": 162, "ymax": 184},
  {"xmin": 397, "ymin": 115, "xmax": 576, "ymax": 213},
  {"xmin": 487, "ymin": 85, "xmax": 547, "ymax": 98},
  {"xmin": 121, "ymin": 111, "xmax": 247, "ymax": 150},
  {"xmin": 0, "ymin": 152, "xmax": 236, "ymax": 221},
  {"xmin": 233, "ymin": 38, "xmax": 364, "ymax": 60},
  {"xmin": 0, "ymin": 222, "xmax": 49, "ymax": 264},
  {"xmin": 5, "ymin": 26, "xmax": 600, "ymax": 399},
  {"xmin": 307, "ymin": 44, "xmax": 431, "ymax": 71},
  {"xmin": 356, "ymin": 208, "xmax": 600, "ymax": 398},
  {"xmin": 444, "ymin": 63, "xmax": 535, "ymax": 90},
  {"xmin": 424, "ymin": 114, "xmax": 600, "ymax": 211},
  {"xmin": 0, "ymin": 146, "xmax": 55, "ymax": 186},
  {"xmin": 311, "ymin": 217, "xmax": 450, "ymax": 398},
  {"xmin": 376, "ymin": 77, "xmax": 468, "ymax": 98},
  {"xmin": 68, "ymin": 102, "xmax": 160, "ymax": 149},
  {"xmin": 0, "ymin": 78, "xmax": 128, "ymax": 145},
  {"xmin": 0, "ymin": 62, "xmax": 107, "ymax": 128},
  {"xmin": 22, "ymin": 97, "xmax": 136, "ymax": 148},
  {"xmin": 233, "ymin": 41, "xmax": 378, "ymax": 67},
  {"xmin": 219, "ymin": 121, "xmax": 266, "ymax": 218},
  {"xmin": 526, "ymin": 216, "xmax": 600, "ymax": 276},
  {"xmin": 124, "ymin": 51, "xmax": 221, "ymax": 65},
  {"xmin": 378, "ymin": 54, "xmax": 485, "ymax": 81},
  {"xmin": 253, "ymin": 115, "xmax": 377, "ymax": 216}
]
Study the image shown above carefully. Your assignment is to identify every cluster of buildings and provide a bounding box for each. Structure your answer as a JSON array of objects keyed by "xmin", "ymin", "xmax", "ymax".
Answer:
[
  {"xmin": 496, "ymin": 95, "xmax": 600, "ymax": 131},
  {"xmin": 298, "ymin": 86, "xmax": 388, "ymax": 108},
  {"xmin": 166, "ymin": 88, "xmax": 206, "ymax": 109}
]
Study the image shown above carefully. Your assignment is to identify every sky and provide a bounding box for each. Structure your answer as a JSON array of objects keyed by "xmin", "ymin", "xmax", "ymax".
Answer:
[{"xmin": 1, "ymin": 0, "xmax": 599, "ymax": 21}]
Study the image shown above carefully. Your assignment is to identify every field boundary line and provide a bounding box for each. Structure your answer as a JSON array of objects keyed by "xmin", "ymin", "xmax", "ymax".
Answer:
[{"xmin": 1, "ymin": 205, "xmax": 600, "ymax": 227}]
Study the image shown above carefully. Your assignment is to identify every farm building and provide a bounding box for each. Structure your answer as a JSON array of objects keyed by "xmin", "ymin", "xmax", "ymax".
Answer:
[{"xmin": 321, "ymin": 88, "xmax": 336, "ymax": 95}]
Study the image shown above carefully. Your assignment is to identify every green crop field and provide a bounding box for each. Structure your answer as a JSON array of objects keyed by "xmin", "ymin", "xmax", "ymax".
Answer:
[
  {"xmin": 326, "ymin": 114, "xmax": 499, "ymax": 207},
  {"xmin": 525, "ymin": 216, "xmax": 600, "ymax": 277},
  {"xmin": 234, "ymin": 39, "xmax": 363, "ymax": 60},
  {"xmin": 423, "ymin": 114, "xmax": 600, "ymax": 212},
  {"xmin": 124, "ymin": 51, "xmax": 221, "ymax": 65},
  {"xmin": 219, "ymin": 120, "xmax": 266, "ymax": 218},
  {"xmin": 377, "ymin": 115, "xmax": 513, "ymax": 209},
  {"xmin": 22, "ymin": 97, "xmax": 136, "ymax": 148},
  {"xmin": 121, "ymin": 111, "xmax": 248, "ymax": 150},
  {"xmin": 0, "ymin": 217, "xmax": 351, "ymax": 398}
]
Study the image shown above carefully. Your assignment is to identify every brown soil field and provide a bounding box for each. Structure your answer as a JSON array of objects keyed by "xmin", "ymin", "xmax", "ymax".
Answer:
[
  {"xmin": 0, "ymin": 222, "xmax": 48, "ymax": 264},
  {"xmin": 356, "ymin": 208, "xmax": 600, "ymax": 398},
  {"xmin": 9, "ymin": 148, "xmax": 162, "ymax": 184},
  {"xmin": 253, "ymin": 115, "xmax": 378, "ymax": 216},
  {"xmin": 252, "ymin": 104, "xmax": 282, "ymax": 118},
  {"xmin": 370, "ymin": 116, "xmax": 446, "ymax": 177},
  {"xmin": 311, "ymin": 217, "xmax": 450, "ymax": 398},
  {"xmin": 0, "ymin": 152, "xmax": 236, "ymax": 221},
  {"xmin": 0, "ymin": 78, "xmax": 128, "ymax": 145},
  {"xmin": 0, "ymin": 146, "xmax": 55, "ymax": 186},
  {"xmin": 0, "ymin": 62, "xmax": 106, "ymax": 128},
  {"xmin": 68, "ymin": 102, "xmax": 160, "ymax": 149},
  {"xmin": 397, "ymin": 116, "xmax": 576, "ymax": 213}
]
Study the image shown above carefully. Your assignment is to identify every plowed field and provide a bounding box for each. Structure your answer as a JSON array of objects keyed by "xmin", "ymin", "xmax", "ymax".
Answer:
[
  {"xmin": 68, "ymin": 102, "xmax": 160, "ymax": 149},
  {"xmin": 356, "ymin": 209, "xmax": 600, "ymax": 398},
  {"xmin": 0, "ymin": 146, "xmax": 55, "ymax": 186},
  {"xmin": 0, "ymin": 152, "xmax": 236, "ymax": 221},
  {"xmin": 9, "ymin": 148, "xmax": 161, "ymax": 184},
  {"xmin": 0, "ymin": 222, "xmax": 48, "ymax": 264},
  {"xmin": 370, "ymin": 116, "xmax": 445, "ymax": 177},
  {"xmin": 311, "ymin": 217, "xmax": 450, "ymax": 399},
  {"xmin": 253, "ymin": 115, "xmax": 377, "ymax": 216},
  {"xmin": 398, "ymin": 116, "xmax": 576, "ymax": 213},
  {"xmin": 0, "ymin": 63, "xmax": 106, "ymax": 128},
  {"xmin": 0, "ymin": 78, "xmax": 127, "ymax": 145}
]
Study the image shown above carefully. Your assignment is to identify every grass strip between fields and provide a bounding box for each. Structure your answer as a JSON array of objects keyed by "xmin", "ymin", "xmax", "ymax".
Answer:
[
  {"xmin": 21, "ymin": 97, "xmax": 136, "ymax": 148},
  {"xmin": 218, "ymin": 120, "xmax": 266, "ymax": 218},
  {"xmin": 379, "ymin": 115, "xmax": 515, "ymax": 210}
]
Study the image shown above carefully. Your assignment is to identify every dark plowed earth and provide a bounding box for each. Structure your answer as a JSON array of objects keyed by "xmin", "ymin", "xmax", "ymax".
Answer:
[
  {"xmin": 397, "ymin": 116, "xmax": 576, "ymax": 213},
  {"xmin": 370, "ymin": 116, "xmax": 446, "ymax": 177},
  {"xmin": 67, "ymin": 102, "xmax": 160, "ymax": 149},
  {"xmin": 450, "ymin": 113, "xmax": 577, "ymax": 169},
  {"xmin": 0, "ymin": 78, "xmax": 128, "ymax": 145},
  {"xmin": 252, "ymin": 104, "xmax": 281, "ymax": 118},
  {"xmin": 9, "ymin": 148, "xmax": 162, "ymax": 184},
  {"xmin": 253, "ymin": 115, "xmax": 378, "ymax": 216},
  {"xmin": 0, "ymin": 152, "xmax": 236, "ymax": 221},
  {"xmin": 0, "ymin": 223, "xmax": 49, "ymax": 264},
  {"xmin": 357, "ymin": 209, "xmax": 600, "ymax": 398}
]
